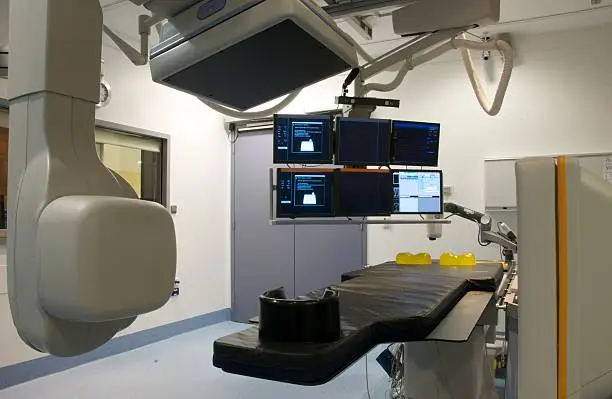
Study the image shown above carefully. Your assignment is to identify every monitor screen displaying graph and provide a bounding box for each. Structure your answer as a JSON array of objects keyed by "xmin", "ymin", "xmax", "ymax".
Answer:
[
  {"xmin": 391, "ymin": 121, "xmax": 440, "ymax": 167},
  {"xmin": 273, "ymin": 114, "xmax": 333, "ymax": 164},
  {"xmin": 276, "ymin": 169, "xmax": 335, "ymax": 218}
]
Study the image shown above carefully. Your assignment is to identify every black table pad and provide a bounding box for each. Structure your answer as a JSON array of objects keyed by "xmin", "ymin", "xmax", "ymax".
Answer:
[{"xmin": 213, "ymin": 261, "xmax": 503, "ymax": 385}]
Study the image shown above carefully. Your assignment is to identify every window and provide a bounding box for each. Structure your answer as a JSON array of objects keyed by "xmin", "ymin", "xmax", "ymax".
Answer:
[
  {"xmin": 0, "ymin": 109, "xmax": 168, "ymax": 234},
  {"xmin": 95, "ymin": 127, "xmax": 167, "ymax": 205},
  {"xmin": 0, "ymin": 110, "xmax": 169, "ymax": 295}
]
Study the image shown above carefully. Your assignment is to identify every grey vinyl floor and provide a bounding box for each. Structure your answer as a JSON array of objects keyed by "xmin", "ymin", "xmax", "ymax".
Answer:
[{"xmin": 0, "ymin": 322, "xmax": 390, "ymax": 399}]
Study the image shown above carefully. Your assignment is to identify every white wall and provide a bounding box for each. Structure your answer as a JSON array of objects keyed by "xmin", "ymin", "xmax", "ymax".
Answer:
[
  {"xmin": 286, "ymin": 23, "xmax": 612, "ymax": 264},
  {"xmin": 0, "ymin": 41, "xmax": 231, "ymax": 367},
  {"xmin": 97, "ymin": 43, "xmax": 231, "ymax": 332},
  {"xmin": 363, "ymin": 23, "xmax": 612, "ymax": 264}
]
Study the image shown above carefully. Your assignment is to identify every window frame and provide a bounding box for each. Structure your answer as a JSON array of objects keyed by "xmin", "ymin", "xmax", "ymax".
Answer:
[
  {"xmin": 96, "ymin": 121, "xmax": 171, "ymax": 207},
  {"xmin": 0, "ymin": 100, "xmax": 171, "ymax": 208}
]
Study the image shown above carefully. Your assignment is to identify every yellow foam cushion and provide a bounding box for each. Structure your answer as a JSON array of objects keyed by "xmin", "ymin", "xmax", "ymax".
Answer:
[
  {"xmin": 440, "ymin": 252, "xmax": 477, "ymax": 267},
  {"xmin": 396, "ymin": 252, "xmax": 432, "ymax": 265}
]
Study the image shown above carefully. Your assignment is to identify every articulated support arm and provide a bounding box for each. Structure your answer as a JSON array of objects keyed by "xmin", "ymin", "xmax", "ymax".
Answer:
[
  {"xmin": 354, "ymin": 31, "xmax": 514, "ymax": 116},
  {"xmin": 103, "ymin": 14, "xmax": 164, "ymax": 66},
  {"xmin": 481, "ymin": 230, "xmax": 518, "ymax": 254},
  {"xmin": 444, "ymin": 202, "xmax": 518, "ymax": 254},
  {"xmin": 115, "ymin": 1, "xmax": 513, "ymax": 119}
]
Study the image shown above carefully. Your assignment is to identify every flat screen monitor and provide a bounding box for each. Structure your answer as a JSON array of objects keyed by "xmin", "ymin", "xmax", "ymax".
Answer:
[
  {"xmin": 273, "ymin": 114, "xmax": 332, "ymax": 164},
  {"xmin": 391, "ymin": 120, "xmax": 440, "ymax": 166},
  {"xmin": 335, "ymin": 169, "xmax": 393, "ymax": 217},
  {"xmin": 276, "ymin": 168, "xmax": 335, "ymax": 218},
  {"xmin": 335, "ymin": 118, "xmax": 391, "ymax": 165},
  {"xmin": 392, "ymin": 170, "xmax": 443, "ymax": 214}
]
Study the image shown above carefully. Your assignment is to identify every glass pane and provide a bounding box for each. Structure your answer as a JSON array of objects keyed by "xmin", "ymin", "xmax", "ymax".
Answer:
[
  {"xmin": 101, "ymin": 144, "xmax": 144, "ymax": 199},
  {"xmin": 95, "ymin": 129, "xmax": 161, "ymax": 153},
  {"xmin": 99, "ymin": 143, "xmax": 164, "ymax": 204},
  {"xmin": 140, "ymin": 150, "xmax": 163, "ymax": 203},
  {"xmin": 95, "ymin": 143, "xmax": 103, "ymax": 160}
]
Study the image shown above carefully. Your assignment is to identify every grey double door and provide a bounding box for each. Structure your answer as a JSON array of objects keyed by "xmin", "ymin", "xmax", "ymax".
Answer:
[{"xmin": 232, "ymin": 129, "xmax": 366, "ymax": 322}]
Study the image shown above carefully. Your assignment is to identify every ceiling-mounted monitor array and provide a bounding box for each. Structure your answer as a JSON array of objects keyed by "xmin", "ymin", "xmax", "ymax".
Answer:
[
  {"xmin": 276, "ymin": 169, "xmax": 443, "ymax": 219},
  {"xmin": 272, "ymin": 114, "xmax": 440, "ymax": 167}
]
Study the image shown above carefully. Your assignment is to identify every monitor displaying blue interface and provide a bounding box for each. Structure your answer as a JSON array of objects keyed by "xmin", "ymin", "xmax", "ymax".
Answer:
[
  {"xmin": 391, "ymin": 121, "xmax": 440, "ymax": 167},
  {"xmin": 273, "ymin": 114, "xmax": 332, "ymax": 164},
  {"xmin": 392, "ymin": 170, "xmax": 443, "ymax": 214},
  {"xmin": 277, "ymin": 169, "xmax": 335, "ymax": 218},
  {"xmin": 335, "ymin": 170, "xmax": 393, "ymax": 217},
  {"xmin": 335, "ymin": 118, "xmax": 391, "ymax": 165}
]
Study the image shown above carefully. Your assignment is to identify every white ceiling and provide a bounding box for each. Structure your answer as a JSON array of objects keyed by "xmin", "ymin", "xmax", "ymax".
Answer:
[
  {"xmin": 0, "ymin": 0, "xmax": 611, "ymax": 52},
  {"xmin": 348, "ymin": 0, "xmax": 612, "ymax": 48},
  {"xmin": 101, "ymin": 1, "xmax": 151, "ymax": 43}
]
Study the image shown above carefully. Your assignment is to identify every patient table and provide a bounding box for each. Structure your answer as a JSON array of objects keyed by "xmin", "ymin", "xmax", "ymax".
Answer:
[{"xmin": 213, "ymin": 261, "xmax": 503, "ymax": 387}]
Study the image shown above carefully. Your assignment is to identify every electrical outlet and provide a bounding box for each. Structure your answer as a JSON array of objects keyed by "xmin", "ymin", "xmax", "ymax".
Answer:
[{"xmin": 172, "ymin": 279, "xmax": 180, "ymax": 297}]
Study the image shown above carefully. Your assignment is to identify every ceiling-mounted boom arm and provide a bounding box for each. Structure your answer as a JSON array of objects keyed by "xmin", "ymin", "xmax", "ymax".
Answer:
[
  {"xmin": 355, "ymin": 31, "xmax": 514, "ymax": 116},
  {"xmin": 110, "ymin": 0, "xmax": 513, "ymax": 118},
  {"xmin": 102, "ymin": 14, "xmax": 163, "ymax": 66}
]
